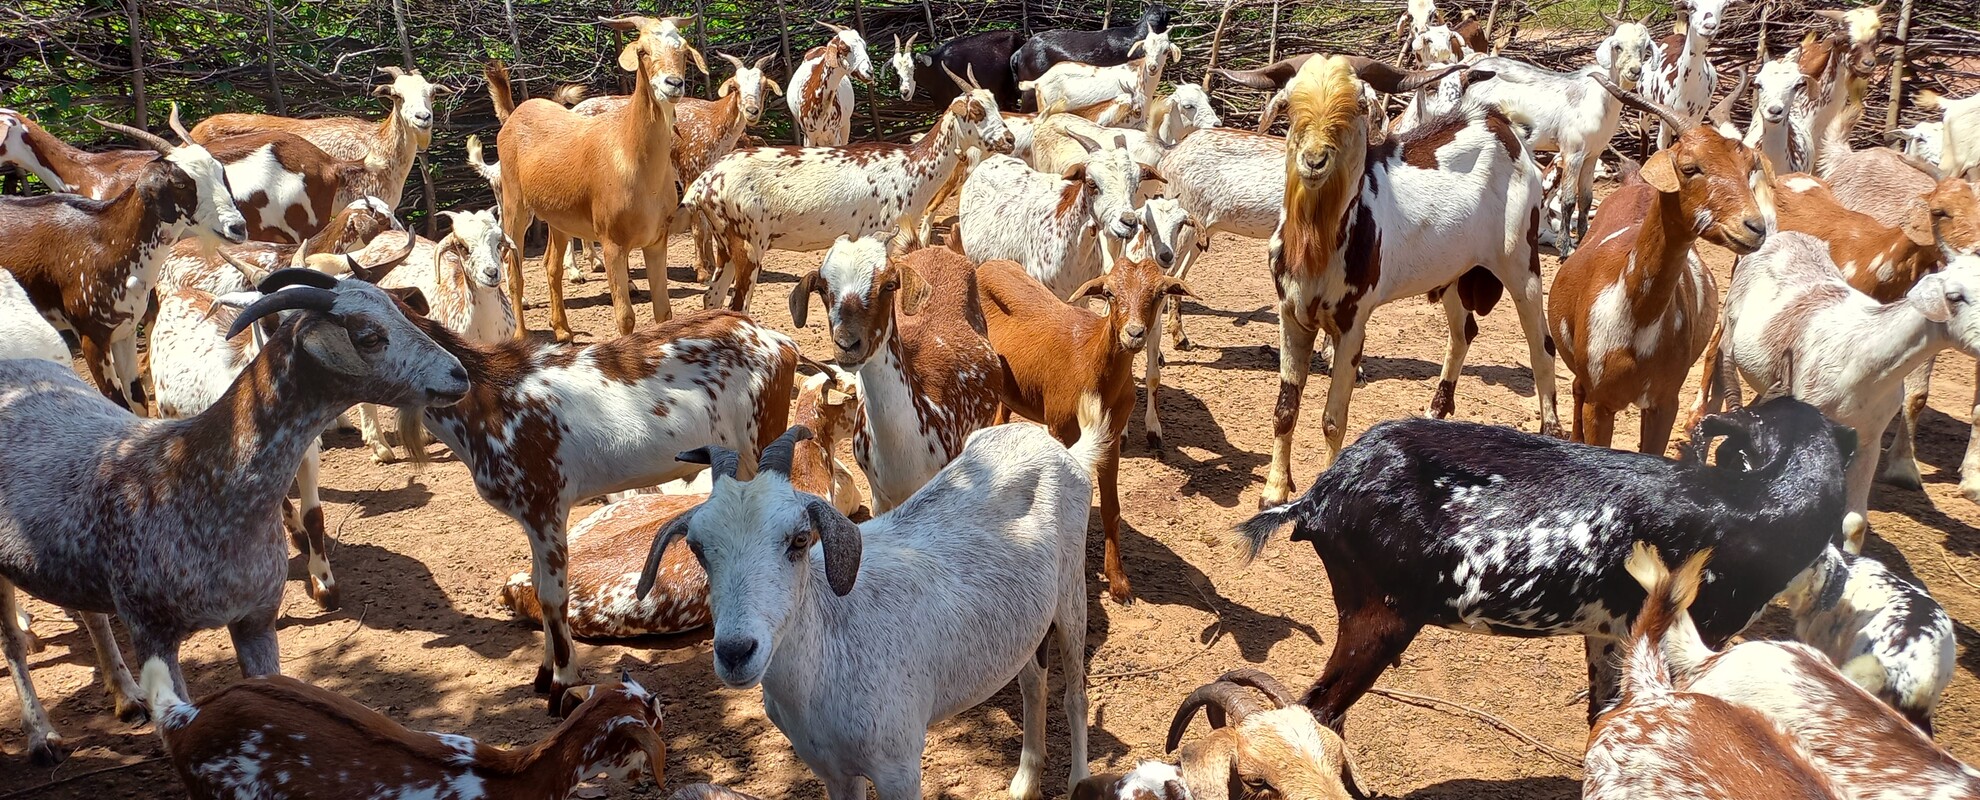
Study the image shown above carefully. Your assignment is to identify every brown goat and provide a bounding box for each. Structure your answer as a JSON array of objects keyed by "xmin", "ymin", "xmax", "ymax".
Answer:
[
  {"xmin": 1548, "ymin": 77, "xmax": 1768, "ymax": 454},
  {"xmin": 1772, "ymin": 173, "xmax": 1979, "ymax": 303},
  {"xmin": 149, "ymin": 667, "xmax": 663, "ymax": 799},
  {"xmin": 485, "ymin": 17, "xmax": 704, "ymax": 342},
  {"xmin": 978, "ymin": 256, "xmax": 1190, "ymax": 604}
]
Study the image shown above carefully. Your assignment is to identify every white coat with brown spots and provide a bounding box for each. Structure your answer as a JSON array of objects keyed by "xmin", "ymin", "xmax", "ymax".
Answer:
[
  {"xmin": 959, "ymin": 138, "xmax": 1153, "ymax": 300},
  {"xmin": 787, "ymin": 24, "xmax": 873, "ymax": 147}
]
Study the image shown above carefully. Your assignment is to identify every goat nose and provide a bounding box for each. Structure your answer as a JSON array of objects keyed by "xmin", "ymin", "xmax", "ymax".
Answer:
[
  {"xmin": 1125, "ymin": 324, "xmax": 1146, "ymax": 339},
  {"xmin": 447, "ymin": 366, "xmax": 468, "ymax": 384},
  {"xmin": 224, "ymin": 221, "xmax": 248, "ymax": 242},
  {"xmin": 835, "ymin": 334, "xmax": 862, "ymax": 352},
  {"xmin": 715, "ymin": 638, "xmax": 758, "ymax": 672},
  {"xmin": 664, "ymin": 76, "xmax": 686, "ymax": 89},
  {"xmin": 414, "ymin": 110, "xmax": 432, "ymax": 122},
  {"xmin": 1743, "ymin": 218, "xmax": 1767, "ymax": 240},
  {"xmin": 1304, "ymin": 152, "xmax": 1330, "ymax": 172}
]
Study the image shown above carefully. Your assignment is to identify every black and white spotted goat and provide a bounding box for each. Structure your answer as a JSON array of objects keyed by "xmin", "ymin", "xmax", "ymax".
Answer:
[
  {"xmin": 1779, "ymin": 544, "xmax": 1957, "ymax": 735},
  {"xmin": 0, "ymin": 269, "xmax": 466, "ymax": 765},
  {"xmin": 1238, "ymin": 395, "xmax": 1856, "ymax": 730}
]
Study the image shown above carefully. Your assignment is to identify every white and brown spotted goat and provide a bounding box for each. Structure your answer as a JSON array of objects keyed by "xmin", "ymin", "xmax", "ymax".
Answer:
[
  {"xmin": 397, "ymin": 308, "xmax": 796, "ymax": 712},
  {"xmin": 787, "ymin": 22, "xmax": 873, "ymax": 146}
]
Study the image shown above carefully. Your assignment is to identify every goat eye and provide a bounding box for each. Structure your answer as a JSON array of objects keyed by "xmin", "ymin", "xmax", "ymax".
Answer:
[
  {"xmin": 354, "ymin": 331, "xmax": 385, "ymax": 350},
  {"xmin": 1951, "ymin": 292, "xmax": 1968, "ymax": 305},
  {"xmin": 786, "ymin": 533, "xmax": 811, "ymax": 559},
  {"xmin": 1682, "ymin": 165, "xmax": 1703, "ymax": 177}
]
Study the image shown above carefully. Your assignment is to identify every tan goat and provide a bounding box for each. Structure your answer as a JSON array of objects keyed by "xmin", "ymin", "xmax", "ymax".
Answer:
[
  {"xmin": 979, "ymin": 256, "xmax": 1192, "ymax": 604},
  {"xmin": 191, "ymin": 66, "xmax": 447, "ymax": 209},
  {"xmin": 485, "ymin": 16, "xmax": 704, "ymax": 342},
  {"xmin": 1548, "ymin": 77, "xmax": 1768, "ymax": 454}
]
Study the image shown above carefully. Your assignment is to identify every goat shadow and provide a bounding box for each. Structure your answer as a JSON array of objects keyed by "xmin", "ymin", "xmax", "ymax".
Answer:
[
  {"xmin": 278, "ymin": 539, "xmax": 529, "ymax": 662},
  {"xmin": 1134, "ymin": 383, "xmax": 1269, "ymax": 509},
  {"xmin": 1397, "ymin": 776, "xmax": 1581, "ymax": 799},
  {"xmin": 1093, "ymin": 511, "xmax": 1324, "ymax": 665}
]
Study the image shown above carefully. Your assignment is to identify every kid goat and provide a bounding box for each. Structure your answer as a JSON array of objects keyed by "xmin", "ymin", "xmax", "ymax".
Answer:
[
  {"xmin": 787, "ymin": 22, "xmax": 874, "ymax": 146},
  {"xmin": 0, "ymin": 114, "xmax": 247, "ymax": 411},
  {"xmin": 397, "ymin": 308, "xmax": 796, "ymax": 712},
  {"xmin": 1265, "ymin": 55, "xmax": 1559, "ymax": 507},
  {"xmin": 1239, "ymin": 396, "xmax": 1855, "ymax": 729},
  {"xmin": 0, "ymin": 269, "xmax": 468, "ymax": 765},
  {"xmin": 636, "ymin": 423, "xmax": 1097, "ymax": 800}
]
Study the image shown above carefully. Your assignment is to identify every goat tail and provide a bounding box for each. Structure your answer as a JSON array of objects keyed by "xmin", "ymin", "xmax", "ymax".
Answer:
[
  {"xmin": 140, "ymin": 657, "xmax": 196, "ymax": 733},
  {"xmin": 1066, "ymin": 391, "xmax": 1113, "ymax": 480},
  {"xmin": 485, "ymin": 61, "xmax": 517, "ymax": 122},
  {"xmin": 552, "ymin": 83, "xmax": 589, "ymax": 107},
  {"xmin": 1619, "ymin": 543, "xmax": 1712, "ymax": 701},
  {"xmin": 1236, "ymin": 501, "xmax": 1305, "ymax": 565},
  {"xmin": 465, "ymin": 135, "xmax": 500, "ymax": 188},
  {"xmin": 397, "ymin": 406, "xmax": 432, "ymax": 470}
]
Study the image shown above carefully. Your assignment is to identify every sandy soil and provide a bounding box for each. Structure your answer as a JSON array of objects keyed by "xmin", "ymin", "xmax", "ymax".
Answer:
[{"xmin": 5, "ymin": 195, "xmax": 1978, "ymax": 799}]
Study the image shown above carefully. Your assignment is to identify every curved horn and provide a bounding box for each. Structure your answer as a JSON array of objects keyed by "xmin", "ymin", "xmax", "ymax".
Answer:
[
  {"xmin": 677, "ymin": 444, "xmax": 743, "ymax": 482},
  {"xmin": 258, "ymin": 266, "xmax": 341, "ymax": 293},
  {"xmin": 904, "ymin": 32, "xmax": 919, "ymax": 50},
  {"xmin": 636, "ymin": 508, "xmax": 697, "ymax": 600},
  {"xmin": 1215, "ymin": 668, "xmax": 1299, "ymax": 708},
  {"xmin": 213, "ymin": 247, "xmax": 272, "ymax": 285},
  {"xmin": 377, "ymin": 65, "xmax": 407, "ymax": 77},
  {"xmin": 1707, "ymin": 66, "xmax": 1750, "ymax": 127},
  {"xmin": 91, "ymin": 117, "xmax": 174, "ymax": 155},
  {"xmin": 226, "ymin": 285, "xmax": 339, "ymax": 339},
  {"xmin": 760, "ymin": 425, "xmax": 815, "ymax": 477},
  {"xmin": 941, "ymin": 62, "xmax": 969, "ymax": 93},
  {"xmin": 347, "ymin": 232, "xmax": 419, "ymax": 284},
  {"xmin": 716, "ymin": 51, "xmax": 746, "ymax": 72},
  {"xmin": 1342, "ymin": 56, "xmax": 1462, "ymax": 94},
  {"xmin": 816, "ymin": 20, "xmax": 850, "ymax": 34},
  {"xmin": 754, "ymin": 53, "xmax": 776, "ymax": 70},
  {"xmin": 166, "ymin": 102, "xmax": 193, "ymax": 143},
  {"xmin": 1064, "ymin": 127, "xmax": 1105, "ymax": 153},
  {"xmin": 964, "ymin": 64, "xmax": 982, "ymax": 91},
  {"xmin": 1211, "ymin": 53, "xmax": 1313, "ymax": 90},
  {"xmin": 1166, "ymin": 680, "xmax": 1269, "ymax": 752},
  {"xmin": 1591, "ymin": 72, "xmax": 1690, "ymax": 132}
]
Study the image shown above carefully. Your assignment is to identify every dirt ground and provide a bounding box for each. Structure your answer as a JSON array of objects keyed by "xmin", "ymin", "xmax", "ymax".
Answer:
[{"xmin": 6, "ymin": 194, "xmax": 1979, "ymax": 799}]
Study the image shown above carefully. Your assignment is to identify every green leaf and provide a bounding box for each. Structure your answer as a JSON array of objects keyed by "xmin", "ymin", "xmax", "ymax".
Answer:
[{"xmin": 49, "ymin": 85, "xmax": 72, "ymax": 108}]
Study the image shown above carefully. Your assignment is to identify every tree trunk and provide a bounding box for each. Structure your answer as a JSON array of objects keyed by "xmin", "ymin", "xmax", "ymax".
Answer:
[
  {"xmin": 126, "ymin": 0, "xmax": 146, "ymax": 128},
  {"xmin": 922, "ymin": 0, "xmax": 938, "ymax": 39},
  {"xmin": 1269, "ymin": 0, "xmax": 1283, "ymax": 63},
  {"xmin": 388, "ymin": 0, "xmax": 437, "ymax": 236},
  {"xmin": 1204, "ymin": 0, "xmax": 1236, "ymax": 89},
  {"xmin": 852, "ymin": 0, "xmax": 883, "ymax": 140},
  {"xmin": 265, "ymin": 0, "xmax": 285, "ymax": 114},
  {"xmin": 777, "ymin": 0, "xmax": 797, "ymax": 143},
  {"xmin": 1886, "ymin": 0, "xmax": 1916, "ymax": 131}
]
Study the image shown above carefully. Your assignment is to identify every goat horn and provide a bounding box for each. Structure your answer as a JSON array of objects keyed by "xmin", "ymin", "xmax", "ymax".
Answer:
[
  {"xmin": 964, "ymin": 64, "xmax": 982, "ymax": 91},
  {"xmin": 1707, "ymin": 67, "xmax": 1750, "ymax": 127},
  {"xmin": 257, "ymin": 266, "xmax": 340, "ymax": 293},
  {"xmin": 754, "ymin": 53, "xmax": 776, "ymax": 70},
  {"xmin": 717, "ymin": 51, "xmax": 746, "ymax": 71},
  {"xmin": 678, "ymin": 444, "xmax": 743, "ymax": 482},
  {"xmin": 760, "ymin": 425, "xmax": 814, "ymax": 478},
  {"xmin": 91, "ymin": 116, "xmax": 174, "ymax": 156},
  {"xmin": 213, "ymin": 246, "xmax": 272, "ymax": 285},
  {"xmin": 166, "ymin": 102, "xmax": 193, "ymax": 144},
  {"xmin": 1166, "ymin": 680, "xmax": 1269, "ymax": 752},
  {"xmin": 377, "ymin": 65, "xmax": 406, "ymax": 77},
  {"xmin": 1343, "ymin": 56, "xmax": 1462, "ymax": 95},
  {"xmin": 1210, "ymin": 54, "xmax": 1312, "ymax": 90},
  {"xmin": 1590, "ymin": 72, "xmax": 1691, "ymax": 133},
  {"xmin": 1215, "ymin": 668, "xmax": 1299, "ymax": 708},
  {"xmin": 347, "ymin": 232, "xmax": 418, "ymax": 285},
  {"xmin": 816, "ymin": 20, "xmax": 849, "ymax": 34},
  {"xmin": 941, "ymin": 62, "xmax": 970, "ymax": 94},
  {"xmin": 636, "ymin": 509, "xmax": 697, "ymax": 600},
  {"xmin": 226, "ymin": 284, "xmax": 339, "ymax": 339}
]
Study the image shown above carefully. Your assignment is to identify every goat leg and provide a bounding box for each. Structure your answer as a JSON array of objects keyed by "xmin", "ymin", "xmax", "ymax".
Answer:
[
  {"xmin": 547, "ymin": 229, "xmax": 582, "ymax": 342},
  {"xmin": 1262, "ymin": 309, "xmax": 1321, "ymax": 508},
  {"xmin": 1877, "ymin": 360, "xmax": 1931, "ymax": 490},
  {"xmin": 644, "ymin": 239, "xmax": 673, "ymax": 323},
  {"xmin": 1302, "ymin": 595, "xmax": 1420, "ymax": 733},
  {"xmin": 78, "ymin": 612, "xmax": 146, "ymax": 724},
  {"xmin": 1963, "ymin": 364, "xmax": 1980, "ymax": 506},
  {"xmin": 0, "ymin": 578, "xmax": 66, "ymax": 766}
]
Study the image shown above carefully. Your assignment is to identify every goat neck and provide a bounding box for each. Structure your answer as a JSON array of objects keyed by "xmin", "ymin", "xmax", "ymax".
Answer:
[
  {"xmin": 619, "ymin": 55, "xmax": 681, "ymax": 170},
  {"xmin": 166, "ymin": 326, "xmax": 362, "ymax": 505},
  {"xmin": 4, "ymin": 114, "xmax": 147, "ymax": 199},
  {"xmin": 904, "ymin": 102, "xmax": 971, "ymax": 185}
]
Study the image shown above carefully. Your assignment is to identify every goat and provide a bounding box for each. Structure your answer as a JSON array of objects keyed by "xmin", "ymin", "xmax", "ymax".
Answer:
[
  {"xmin": 1127, "ymin": 198, "xmax": 1207, "ymax": 449},
  {"xmin": 0, "ymin": 268, "xmax": 68, "ymax": 364},
  {"xmin": 1027, "ymin": 84, "xmax": 1222, "ymax": 177},
  {"xmin": 1020, "ymin": 29, "xmax": 1178, "ymax": 128},
  {"xmin": 1450, "ymin": 19, "xmax": 1656, "ymax": 252},
  {"xmin": 1583, "ymin": 544, "xmax": 1843, "ymax": 800},
  {"xmin": 1699, "ymin": 237, "xmax": 1980, "ymax": 553},
  {"xmin": 1265, "ymin": 55, "xmax": 1559, "ymax": 507},
  {"xmin": 148, "ymin": 668, "xmax": 662, "ymax": 799},
  {"xmin": 1238, "ymin": 395, "xmax": 1856, "ymax": 729},
  {"xmin": 1919, "ymin": 90, "xmax": 1979, "ymax": 180},
  {"xmin": 156, "ymin": 197, "xmax": 401, "ymax": 296},
  {"xmin": 1408, "ymin": 10, "xmax": 1486, "ymax": 67},
  {"xmin": 0, "ymin": 107, "xmax": 369, "ymax": 245},
  {"xmin": 1149, "ymin": 126, "xmax": 1284, "ymax": 349},
  {"xmin": 1888, "ymin": 120, "xmax": 1943, "ymax": 166},
  {"xmin": 788, "ymin": 22, "xmax": 873, "ymax": 146},
  {"xmin": 1745, "ymin": 55, "xmax": 1809, "ymax": 174},
  {"xmin": 1791, "ymin": 12, "xmax": 1896, "ymax": 177},
  {"xmin": 191, "ymin": 66, "xmax": 447, "ymax": 210},
  {"xmin": 1651, "ymin": 545, "xmax": 1980, "ymax": 797},
  {"xmin": 1772, "ymin": 172, "xmax": 1980, "ymax": 304},
  {"xmin": 978, "ymin": 256, "xmax": 1191, "ymax": 603},
  {"xmin": 396, "ymin": 308, "xmax": 795, "ymax": 712},
  {"xmin": 790, "ymin": 238, "xmax": 1003, "ymax": 512},
  {"xmin": 1548, "ymin": 80, "xmax": 1768, "ymax": 454},
  {"xmin": 1013, "ymin": 4, "xmax": 1171, "ymax": 86},
  {"xmin": 891, "ymin": 29, "xmax": 1026, "ymax": 111},
  {"xmin": 1777, "ymin": 545, "xmax": 1956, "ymax": 735},
  {"xmin": 0, "ymin": 115, "xmax": 247, "ymax": 412},
  {"xmin": 1642, "ymin": 0, "xmax": 1735, "ymax": 149},
  {"xmin": 484, "ymin": 17, "xmax": 703, "ymax": 342},
  {"xmin": 634, "ymin": 422, "xmax": 1097, "ymax": 800},
  {"xmin": 149, "ymin": 235, "xmax": 416, "ymax": 614},
  {"xmin": 496, "ymin": 365, "xmax": 864, "ymax": 638},
  {"xmin": 0, "ymin": 269, "xmax": 468, "ymax": 765},
  {"xmin": 960, "ymin": 133, "xmax": 1152, "ymax": 300},
  {"xmin": 687, "ymin": 75, "xmax": 1011, "ymax": 311},
  {"xmin": 1083, "ymin": 670, "xmax": 1355, "ymax": 800}
]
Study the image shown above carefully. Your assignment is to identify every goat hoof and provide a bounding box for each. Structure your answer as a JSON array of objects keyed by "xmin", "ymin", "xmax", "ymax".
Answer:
[
  {"xmin": 1146, "ymin": 430, "xmax": 1164, "ymax": 451},
  {"xmin": 1877, "ymin": 460, "xmax": 1924, "ymax": 491},
  {"xmin": 22, "ymin": 629, "xmax": 44, "ymax": 655},
  {"xmin": 115, "ymin": 697, "xmax": 151, "ymax": 725},
  {"xmin": 553, "ymin": 330, "xmax": 576, "ymax": 345},
  {"xmin": 1539, "ymin": 420, "xmax": 1565, "ymax": 439},
  {"xmin": 1106, "ymin": 583, "xmax": 1135, "ymax": 605},
  {"xmin": 1962, "ymin": 479, "xmax": 1980, "ymax": 507},
  {"xmin": 309, "ymin": 581, "xmax": 342, "ymax": 612},
  {"xmin": 28, "ymin": 736, "xmax": 69, "ymax": 767},
  {"xmin": 370, "ymin": 447, "xmax": 400, "ymax": 465},
  {"xmin": 1173, "ymin": 336, "xmax": 1193, "ymax": 352}
]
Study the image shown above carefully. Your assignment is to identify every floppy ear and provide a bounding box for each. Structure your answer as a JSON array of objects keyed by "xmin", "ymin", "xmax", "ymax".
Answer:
[
  {"xmin": 790, "ymin": 271, "xmax": 825, "ymax": 328},
  {"xmin": 298, "ymin": 320, "xmax": 367, "ymax": 376},
  {"xmin": 385, "ymin": 286, "xmax": 431, "ymax": 317},
  {"xmin": 1641, "ymin": 149, "xmax": 1681, "ymax": 193},
  {"xmin": 1908, "ymin": 273, "xmax": 1953, "ymax": 323},
  {"xmin": 1060, "ymin": 163, "xmax": 1089, "ymax": 183},
  {"xmin": 894, "ymin": 263, "xmax": 932, "ymax": 316},
  {"xmin": 1128, "ymin": 40, "xmax": 1147, "ymax": 57},
  {"xmin": 1162, "ymin": 278, "xmax": 1198, "ymax": 298},
  {"xmin": 562, "ymin": 684, "xmax": 598, "ymax": 710},
  {"xmin": 619, "ymin": 41, "xmax": 642, "ymax": 73},
  {"xmin": 805, "ymin": 499, "xmax": 863, "ymax": 596},
  {"xmin": 1069, "ymin": 275, "xmax": 1110, "ymax": 303},
  {"xmin": 719, "ymin": 77, "xmax": 738, "ymax": 97},
  {"xmin": 1139, "ymin": 164, "xmax": 1167, "ymax": 186},
  {"xmin": 371, "ymin": 83, "xmax": 395, "ymax": 98}
]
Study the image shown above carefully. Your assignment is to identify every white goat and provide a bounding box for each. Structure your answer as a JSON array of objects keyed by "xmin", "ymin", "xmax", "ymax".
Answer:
[
  {"xmin": 1027, "ymin": 84, "xmax": 1221, "ymax": 176},
  {"xmin": 1778, "ymin": 545, "xmax": 1956, "ymax": 735},
  {"xmin": 787, "ymin": 22, "xmax": 873, "ymax": 147},
  {"xmin": 686, "ymin": 81, "xmax": 1010, "ymax": 310},
  {"xmin": 1888, "ymin": 120, "xmax": 1943, "ymax": 167},
  {"xmin": 346, "ymin": 210, "xmax": 515, "ymax": 463},
  {"xmin": 635, "ymin": 422, "xmax": 1097, "ymax": 800},
  {"xmin": 1706, "ymin": 234, "xmax": 1980, "ymax": 553},
  {"xmin": 1920, "ymin": 90, "xmax": 1979, "ymax": 180},
  {"xmin": 960, "ymin": 135, "xmax": 1152, "ymax": 299},
  {"xmin": 1020, "ymin": 30, "xmax": 1177, "ymax": 127},
  {"xmin": 1154, "ymin": 128, "xmax": 1285, "ymax": 348},
  {"xmin": 1127, "ymin": 197, "xmax": 1205, "ymax": 448},
  {"xmin": 1744, "ymin": 55, "xmax": 1808, "ymax": 174}
]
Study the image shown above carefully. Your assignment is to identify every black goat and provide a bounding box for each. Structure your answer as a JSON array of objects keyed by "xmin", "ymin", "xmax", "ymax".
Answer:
[
  {"xmin": 900, "ymin": 29, "xmax": 1026, "ymax": 112},
  {"xmin": 1010, "ymin": 4, "xmax": 1173, "ymax": 89},
  {"xmin": 1238, "ymin": 397, "xmax": 1855, "ymax": 731}
]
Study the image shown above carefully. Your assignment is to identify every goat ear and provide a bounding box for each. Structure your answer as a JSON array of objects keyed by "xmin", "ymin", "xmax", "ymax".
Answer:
[
  {"xmin": 894, "ymin": 263, "xmax": 932, "ymax": 317},
  {"xmin": 619, "ymin": 41, "xmax": 642, "ymax": 73},
  {"xmin": 1908, "ymin": 273, "xmax": 1954, "ymax": 323},
  {"xmin": 789, "ymin": 271, "xmax": 823, "ymax": 328},
  {"xmin": 299, "ymin": 320, "xmax": 368, "ymax": 377},
  {"xmin": 386, "ymin": 286, "xmax": 431, "ymax": 317},
  {"xmin": 371, "ymin": 83, "xmax": 395, "ymax": 98},
  {"xmin": 1641, "ymin": 150, "xmax": 1681, "ymax": 193},
  {"xmin": 1128, "ymin": 40, "xmax": 1147, "ymax": 57},
  {"xmin": 1175, "ymin": 734, "xmax": 1239, "ymax": 800},
  {"xmin": 1900, "ymin": 199, "xmax": 1936, "ymax": 248},
  {"xmin": 561, "ymin": 684, "xmax": 597, "ymax": 711},
  {"xmin": 1060, "ymin": 163, "xmax": 1089, "ymax": 183},
  {"xmin": 719, "ymin": 77, "xmax": 737, "ymax": 97},
  {"xmin": 806, "ymin": 499, "xmax": 863, "ymax": 596},
  {"xmin": 1831, "ymin": 425, "xmax": 1859, "ymax": 469},
  {"xmin": 1070, "ymin": 275, "xmax": 1110, "ymax": 302},
  {"xmin": 1139, "ymin": 165, "xmax": 1168, "ymax": 185},
  {"xmin": 1162, "ymin": 279, "xmax": 1198, "ymax": 299},
  {"xmin": 687, "ymin": 45, "xmax": 710, "ymax": 76}
]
